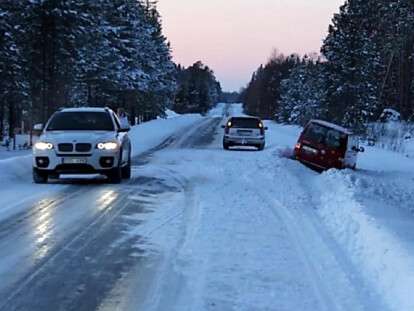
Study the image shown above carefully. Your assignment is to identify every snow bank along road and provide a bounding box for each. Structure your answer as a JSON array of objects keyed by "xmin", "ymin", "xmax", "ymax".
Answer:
[{"xmin": 0, "ymin": 103, "xmax": 412, "ymax": 311}]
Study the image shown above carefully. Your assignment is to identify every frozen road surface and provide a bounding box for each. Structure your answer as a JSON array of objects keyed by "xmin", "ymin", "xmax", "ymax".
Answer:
[{"xmin": 0, "ymin": 104, "xmax": 413, "ymax": 311}]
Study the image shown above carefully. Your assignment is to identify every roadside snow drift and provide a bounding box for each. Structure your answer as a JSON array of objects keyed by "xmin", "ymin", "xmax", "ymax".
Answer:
[{"xmin": 129, "ymin": 114, "xmax": 202, "ymax": 156}]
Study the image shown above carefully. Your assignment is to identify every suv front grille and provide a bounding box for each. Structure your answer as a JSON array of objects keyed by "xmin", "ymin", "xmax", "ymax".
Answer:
[
  {"xmin": 58, "ymin": 143, "xmax": 74, "ymax": 152},
  {"xmin": 75, "ymin": 143, "xmax": 92, "ymax": 152}
]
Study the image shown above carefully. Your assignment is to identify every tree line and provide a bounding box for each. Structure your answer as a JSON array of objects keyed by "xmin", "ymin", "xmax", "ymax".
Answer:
[
  {"xmin": 241, "ymin": 0, "xmax": 414, "ymax": 131},
  {"xmin": 173, "ymin": 62, "xmax": 222, "ymax": 114},
  {"xmin": 0, "ymin": 0, "xmax": 221, "ymax": 140}
]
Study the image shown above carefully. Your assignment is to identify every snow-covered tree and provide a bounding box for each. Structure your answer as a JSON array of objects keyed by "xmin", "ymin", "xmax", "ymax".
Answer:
[
  {"xmin": 377, "ymin": 0, "xmax": 414, "ymax": 119},
  {"xmin": 279, "ymin": 57, "xmax": 327, "ymax": 125},
  {"xmin": 322, "ymin": 0, "xmax": 384, "ymax": 130},
  {"xmin": 0, "ymin": 0, "xmax": 178, "ymax": 126},
  {"xmin": 0, "ymin": 1, "xmax": 29, "ymax": 137},
  {"xmin": 174, "ymin": 61, "xmax": 222, "ymax": 114},
  {"xmin": 241, "ymin": 52, "xmax": 300, "ymax": 119}
]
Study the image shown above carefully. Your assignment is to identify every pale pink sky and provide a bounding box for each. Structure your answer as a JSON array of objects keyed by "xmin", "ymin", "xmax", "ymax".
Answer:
[{"xmin": 158, "ymin": 0, "xmax": 344, "ymax": 91}]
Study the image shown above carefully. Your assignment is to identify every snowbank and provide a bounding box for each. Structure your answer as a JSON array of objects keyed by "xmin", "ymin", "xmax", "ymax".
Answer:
[
  {"xmin": 163, "ymin": 109, "xmax": 180, "ymax": 118},
  {"xmin": 129, "ymin": 113, "xmax": 202, "ymax": 156},
  {"xmin": 367, "ymin": 121, "xmax": 414, "ymax": 158},
  {"xmin": 0, "ymin": 155, "xmax": 32, "ymax": 184},
  {"xmin": 359, "ymin": 144, "xmax": 414, "ymax": 173},
  {"xmin": 260, "ymin": 119, "xmax": 414, "ymax": 311},
  {"xmin": 315, "ymin": 170, "xmax": 414, "ymax": 311}
]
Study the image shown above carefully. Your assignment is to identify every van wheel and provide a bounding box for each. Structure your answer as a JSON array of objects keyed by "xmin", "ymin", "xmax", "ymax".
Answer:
[
  {"xmin": 122, "ymin": 153, "xmax": 132, "ymax": 179},
  {"xmin": 258, "ymin": 143, "xmax": 265, "ymax": 151},
  {"xmin": 33, "ymin": 168, "xmax": 48, "ymax": 184}
]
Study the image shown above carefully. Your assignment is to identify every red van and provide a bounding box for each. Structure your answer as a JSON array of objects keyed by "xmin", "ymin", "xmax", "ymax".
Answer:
[{"xmin": 294, "ymin": 120, "xmax": 364, "ymax": 170}]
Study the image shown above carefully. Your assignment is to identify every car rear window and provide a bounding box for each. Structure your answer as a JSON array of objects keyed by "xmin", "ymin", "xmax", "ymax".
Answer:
[
  {"xmin": 46, "ymin": 112, "xmax": 114, "ymax": 131},
  {"xmin": 230, "ymin": 118, "xmax": 261, "ymax": 128},
  {"xmin": 303, "ymin": 123, "xmax": 347, "ymax": 149}
]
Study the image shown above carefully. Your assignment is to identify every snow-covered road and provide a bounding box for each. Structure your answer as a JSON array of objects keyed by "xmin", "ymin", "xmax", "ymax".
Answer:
[{"xmin": 0, "ymin": 104, "xmax": 413, "ymax": 310}]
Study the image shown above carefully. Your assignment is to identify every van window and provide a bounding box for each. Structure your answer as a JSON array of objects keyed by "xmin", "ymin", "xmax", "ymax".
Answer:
[{"xmin": 303, "ymin": 123, "xmax": 347, "ymax": 149}]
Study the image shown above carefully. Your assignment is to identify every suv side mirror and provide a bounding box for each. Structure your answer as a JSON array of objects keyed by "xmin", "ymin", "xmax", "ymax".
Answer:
[
  {"xmin": 221, "ymin": 125, "xmax": 226, "ymax": 129},
  {"xmin": 33, "ymin": 123, "xmax": 44, "ymax": 131},
  {"xmin": 264, "ymin": 126, "xmax": 269, "ymax": 131}
]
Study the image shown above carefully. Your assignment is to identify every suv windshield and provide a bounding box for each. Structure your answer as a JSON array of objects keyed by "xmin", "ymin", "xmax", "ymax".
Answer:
[
  {"xmin": 231, "ymin": 117, "xmax": 261, "ymax": 128},
  {"xmin": 303, "ymin": 123, "xmax": 347, "ymax": 149},
  {"xmin": 46, "ymin": 112, "xmax": 114, "ymax": 131}
]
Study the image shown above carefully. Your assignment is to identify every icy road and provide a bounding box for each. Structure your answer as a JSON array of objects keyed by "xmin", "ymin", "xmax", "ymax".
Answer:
[{"xmin": 0, "ymin": 104, "xmax": 413, "ymax": 310}]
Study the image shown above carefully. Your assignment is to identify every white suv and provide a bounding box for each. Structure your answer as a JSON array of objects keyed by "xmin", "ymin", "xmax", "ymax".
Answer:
[{"xmin": 32, "ymin": 107, "xmax": 132, "ymax": 184}]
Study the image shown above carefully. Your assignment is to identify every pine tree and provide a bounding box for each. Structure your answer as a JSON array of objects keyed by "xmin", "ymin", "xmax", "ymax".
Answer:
[
  {"xmin": 279, "ymin": 57, "xmax": 327, "ymax": 125},
  {"xmin": 0, "ymin": 1, "xmax": 29, "ymax": 137},
  {"xmin": 322, "ymin": 0, "xmax": 384, "ymax": 130},
  {"xmin": 174, "ymin": 61, "xmax": 222, "ymax": 114},
  {"xmin": 23, "ymin": 0, "xmax": 88, "ymax": 122},
  {"xmin": 0, "ymin": 0, "xmax": 178, "ymax": 125},
  {"xmin": 241, "ymin": 52, "xmax": 300, "ymax": 119},
  {"xmin": 377, "ymin": 0, "xmax": 414, "ymax": 119}
]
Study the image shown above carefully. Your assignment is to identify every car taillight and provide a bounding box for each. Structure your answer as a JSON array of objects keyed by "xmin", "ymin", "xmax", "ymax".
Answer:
[
  {"xmin": 295, "ymin": 143, "xmax": 301, "ymax": 150},
  {"xmin": 258, "ymin": 122, "xmax": 264, "ymax": 135}
]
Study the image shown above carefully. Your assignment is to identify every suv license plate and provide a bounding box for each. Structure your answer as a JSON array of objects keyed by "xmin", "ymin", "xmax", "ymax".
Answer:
[{"xmin": 63, "ymin": 158, "xmax": 87, "ymax": 164}]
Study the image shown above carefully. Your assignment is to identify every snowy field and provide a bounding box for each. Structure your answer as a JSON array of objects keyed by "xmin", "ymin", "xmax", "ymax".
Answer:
[{"xmin": 0, "ymin": 103, "xmax": 413, "ymax": 310}]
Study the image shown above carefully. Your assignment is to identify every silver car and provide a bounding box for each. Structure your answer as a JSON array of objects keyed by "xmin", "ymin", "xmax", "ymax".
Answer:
[
  {"xmin": 221, "ymin": 117, "xmax": 268, "ymax": 150},
  {"xmin": 32, "ymin": 107, "xmax": 132, "ymax": 184}
]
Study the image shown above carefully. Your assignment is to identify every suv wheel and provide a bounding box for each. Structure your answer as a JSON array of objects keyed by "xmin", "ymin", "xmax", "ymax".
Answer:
[
  {"xmin": 257, "ymin": 143, "xmax": 265, "ymax": 151},
  {"xmin": 122, "ymin": 153, "xmax": 132, "ymax": 180},
  {"xmin": 107, "ymin": 166, "xmax": 122, "ymax": 184},
  {"xmin": 107, "ymin": 150, "xmax": 123, "ymax": 184},
  {"xmin": 223, "ymin": 141, "xmax": 230, "ymax": 150},
  {"xmin": 33, "ymin": 168, "xmax": 48, "ymax": 184}
]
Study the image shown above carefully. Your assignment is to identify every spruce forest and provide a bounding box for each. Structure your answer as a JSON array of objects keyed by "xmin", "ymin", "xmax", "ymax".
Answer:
[
  {"xmin": 241, "ymin": 0, "xmax": 414, "ymax": 131},
  {"xmin": 0, "ymin": 0, "xmax": 221, "ymax": 139}
]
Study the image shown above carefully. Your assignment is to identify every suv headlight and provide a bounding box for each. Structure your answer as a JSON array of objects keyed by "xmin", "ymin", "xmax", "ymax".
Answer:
[
  {"xmin": 97, "ymin": 142, "xmax": 119, "ymax": 150},
  {"xmin": 34, "ymin": 142, "xmax": 54, "ymax": 150}
]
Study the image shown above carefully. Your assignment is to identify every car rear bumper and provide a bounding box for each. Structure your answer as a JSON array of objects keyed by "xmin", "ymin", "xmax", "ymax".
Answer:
[
  {"xmin": 295, "ymin": 153, "xmax": 345, "ymax": 170},
  {"xmin": 224, "ymin": 135, "xmax": 265, "ymax": 146}
]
